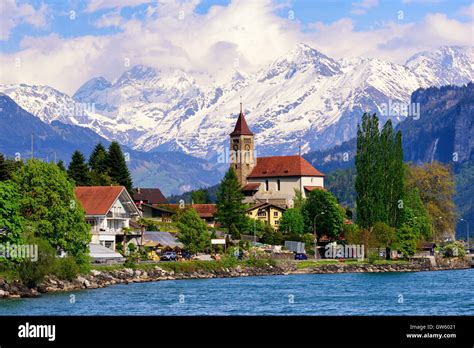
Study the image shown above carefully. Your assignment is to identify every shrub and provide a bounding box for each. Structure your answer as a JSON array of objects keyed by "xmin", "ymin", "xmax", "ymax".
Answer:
[
  {"xmin": 442, "ymin": 241, "xmax": 466, "ymax": 258},
  {"xmin": 54, "ymin": 256, "xmax": 80, "ymax": 281},
  {"xmin": 368, "ymin": 250, "xmax": 380, "ymax": 264},
  {"xmin": 16, "ymin": 239, "xmax": 56, "ymax": 288},
  {"xmin": 396, "ymin": 225, "xmax": 418, "ymax": 257}
]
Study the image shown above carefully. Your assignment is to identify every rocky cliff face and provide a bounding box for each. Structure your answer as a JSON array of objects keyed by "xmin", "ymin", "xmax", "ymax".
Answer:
[
  {"xmin": 304, "ymin": 83, "xmax": 474, "ymax": 170},
  {"xmin": 398, "ymin": 83, "xmax": 474, "ymax": 164}
]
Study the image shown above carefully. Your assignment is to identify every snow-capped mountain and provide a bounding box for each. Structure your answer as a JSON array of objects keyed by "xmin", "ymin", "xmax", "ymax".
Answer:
[
  {"xmin": 406, "ymin": 46, "xmax": 473, "ymax": 87},
  {"xmin": 1, "ymin": 44, "xmax": 472, "ymax": 159}
]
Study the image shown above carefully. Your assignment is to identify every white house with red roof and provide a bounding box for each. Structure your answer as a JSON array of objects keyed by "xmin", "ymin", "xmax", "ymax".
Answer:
[
  {"xmin": 229, "ymin": 103, "xmax": 325, "ymax": 207},
  {"xmin": 75, "ymin": 186, "xmax": 141, "ymax": 250}
]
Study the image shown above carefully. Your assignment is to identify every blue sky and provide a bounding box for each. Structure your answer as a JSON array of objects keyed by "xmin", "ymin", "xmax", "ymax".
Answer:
[
  {"xmin": 0, "ymin": 0, "xmax": 472, "ymax": 93},
  {"xmin": 2, "ymin": 0, "xmax": 472, "ymax": 52}
]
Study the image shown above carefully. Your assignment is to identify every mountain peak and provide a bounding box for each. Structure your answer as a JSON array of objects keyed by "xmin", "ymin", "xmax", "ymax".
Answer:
[
  {"xmin": 405, "ymin": 46, "xmax": 473, "ymax": 86},
  {"xmin": 73, "ymin": 76, "xmax": 111, "ymax": 102},
  {"xmin": 258, "ymin": 42, "xmax": 341, "ymax": 81},
  {"xmin": 116, "ymin": 65, "xmax": 159, "ymax": 85}
]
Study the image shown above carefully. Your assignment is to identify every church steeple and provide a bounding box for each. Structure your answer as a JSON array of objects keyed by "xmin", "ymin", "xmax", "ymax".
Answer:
[
  {"xmin": 230, "ymin": 98, "xmax": 253, "ymax": 136},
  {"xmin": 230, "ymin": 99, "xmax": 255, "ymax": 186}
]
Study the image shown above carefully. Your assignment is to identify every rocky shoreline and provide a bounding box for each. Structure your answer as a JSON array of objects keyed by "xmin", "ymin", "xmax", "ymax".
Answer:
[{"xmin": 0, "ymin": 258, "xmax": 471, "ymax": 299}]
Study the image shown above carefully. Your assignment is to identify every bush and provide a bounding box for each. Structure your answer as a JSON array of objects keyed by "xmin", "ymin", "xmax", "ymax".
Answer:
[
  {"xmin": 53, "ymin": 256, "xmax": 80, "ymax": 281},
  {"xmin": 396, "ymin": 225, "xmax": 418, "ymax": 257},
  {"xmin": 368, "ymin": 250, "xmax": 380, "ymax": 264},
  {"xmin": 16, "ymin": 239, "xmax": 56, "ymax": 288},
  {"xmin": 124, "ymin": 253, "xmax": 140, "ymax": 268},
  {"xmin": 442, "ymin": 241, "xmax": 466, "ymax": 258}
]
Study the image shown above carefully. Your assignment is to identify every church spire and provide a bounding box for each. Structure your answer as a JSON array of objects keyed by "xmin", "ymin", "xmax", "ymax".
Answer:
[{"xmin": 230, "ymin": 98, "xmax": 253, "ymax": 136}]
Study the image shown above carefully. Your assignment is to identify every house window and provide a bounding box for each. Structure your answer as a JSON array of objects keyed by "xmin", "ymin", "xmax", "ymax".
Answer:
[
  {"xmin": 277, "ymin": 179, "xmax": 281, "ymax": 191},
  {"xmin": 257, "ymin": 209, "xmax": 266, "ymax": 217},
  {"xmin": 274, "ymin": 211, "xmax": 279, "ymax": 217},
  {"xmin": 311, "ymin": 177, "xmax": 314, "ymax": 182},
  {"xmin": 104, "ymin": 241, "xmax": 114, "ymax": 249},
  {"xmin": 275, "ymin": 220, "xmax": 280, "ymax": 225},
  {"xmin": 265, "ymin": 180, "xmax": 269, "ymax": 191}
]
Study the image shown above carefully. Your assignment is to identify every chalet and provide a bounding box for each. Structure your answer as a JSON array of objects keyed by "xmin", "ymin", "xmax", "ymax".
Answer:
[
  {"xmin": 133, "ymin": 188, "xmax": 168, "ymax": 205},
  {"xmin": 192, "ymin": 204, "xmax": 217, "ymax": 227},
  {"xmin": 230, "ymin": 102, "xmax": 325, "ymax": 207},
  {"xmin": 246, "ymin": 202, "xmax": 286, "ymax": 229},
  {"xmin": 75, "ymin": 186, "xmax": 141, "ymax": 250},
  {"xmin": 139, "ymin": 203, "xmax": 175, "ymax": 222}
]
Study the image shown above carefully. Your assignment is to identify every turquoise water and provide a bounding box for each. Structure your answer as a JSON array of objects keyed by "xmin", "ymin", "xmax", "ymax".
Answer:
[{"xmin": 1, "ymin": 269, "xmax": 473, "ymax": 315}]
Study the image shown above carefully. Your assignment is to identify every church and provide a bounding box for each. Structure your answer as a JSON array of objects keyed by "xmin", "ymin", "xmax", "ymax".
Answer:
[{"xmin": 229, "ymin": 103, "xmax": 325, "ymax": 208}]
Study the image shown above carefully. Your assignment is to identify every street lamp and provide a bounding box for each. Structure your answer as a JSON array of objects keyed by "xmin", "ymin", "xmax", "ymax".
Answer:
[
  {"xmin": 460, "ymin": 218, "xmax": 470, "ymax": 253},
  {"xmin": 313, "ymin": 211, "xmax": 325, "ymax": 259}
]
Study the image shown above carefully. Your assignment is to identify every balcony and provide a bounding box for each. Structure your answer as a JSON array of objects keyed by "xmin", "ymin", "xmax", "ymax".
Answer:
[{"xmin": 106, "ymin": 212, "xmax": 131, "ymax": 219}]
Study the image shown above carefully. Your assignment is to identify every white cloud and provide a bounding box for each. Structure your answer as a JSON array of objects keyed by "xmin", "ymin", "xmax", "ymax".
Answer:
[
  {"xmin": 85, "ymin": 0, "xmax": 154, "ymax": 13},
  {"xmin": 307, "ymin": 13, "xmax": 473, "ymax": 63},
  {"xmin": 351, "ymin": 0, "xmax": 379, "ymax": 15},
  {"xmin": 95, "ymin": 10, "xmax": 124, "ymax": 28},
  {"xmin": 0, "ymin": 0, "xmax": 48, "ymax": 40},
  {"xmin": 0, "ymin": 0, "xmax": 472, "ymax": 95},
  {"xmin": 458, "ymin": 3, "xmax": 474, "ymax": 19}
]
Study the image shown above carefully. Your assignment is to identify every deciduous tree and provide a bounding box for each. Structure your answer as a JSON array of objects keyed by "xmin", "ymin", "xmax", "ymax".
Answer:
[
  {"xmin": 14, "ymin": 160, "xmax": 91, "ymax": 266},
  {"xmin": 176, "ymin": 208, "xmax": 210, "ymax": 255}
]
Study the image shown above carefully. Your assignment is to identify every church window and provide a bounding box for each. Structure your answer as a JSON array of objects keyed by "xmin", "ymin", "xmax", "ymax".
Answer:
[
  {"xmin": 277, "ymin": 179, "xmax": 281, "ymax": 191},
  {"xmin": 265, "ymin": 180, "xmax": 269, "ymax": 191}
]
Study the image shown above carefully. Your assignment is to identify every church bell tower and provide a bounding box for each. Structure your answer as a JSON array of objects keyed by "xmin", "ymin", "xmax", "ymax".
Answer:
[{"xmin": 230, "ymin": 100, "xmax": 255, "ymax": 186}]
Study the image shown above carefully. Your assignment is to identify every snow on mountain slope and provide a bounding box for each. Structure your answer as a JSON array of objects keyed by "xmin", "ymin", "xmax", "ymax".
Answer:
[
  {"xmin": 1, "ymin": 44, "xmax": 472, "ymax": 159},
  {"xmin": 406, "ymin": 46, "xmax": 473, "ymax": 87}
]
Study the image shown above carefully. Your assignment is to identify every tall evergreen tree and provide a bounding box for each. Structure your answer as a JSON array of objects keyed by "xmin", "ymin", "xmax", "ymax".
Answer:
[
  {"xmin": 191, "ymin": 188, "xmax": 211, "ymax": 204},
  {"xmin": 89, "ymin": 143, "xmax": 108, "ymax": 173},
  {"xmin": 215, "ymin": 167, "xmax": 247, "ymax": 236},
  {"xmin": 355, "ymin": 113, "xmax": 382, "ymax": 228},
  {"xmin": 355, "ymin": 114, "xmax": 405, "ymax": 228},
  {"xmin": 107, "ymin": 141, "xmax": 133, "ymax": 193},
  {"xmin": 67, "ymin": 151, "xmax": 91, "ymax": 186},
  {"xmin": 56, "ymin": 160, "xmax": 66, "ymax": 172}
]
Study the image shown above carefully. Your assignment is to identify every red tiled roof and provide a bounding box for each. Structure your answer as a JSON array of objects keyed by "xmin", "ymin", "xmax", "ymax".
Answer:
[
  {"xmin": 242, "ymin": 183, "xmax": 260, "ymax": 191},
  {"xmin": 159, "ymin": 204, "xmax": 217, "ymax": 218},
  {"xmin": 192, "ymin": 204, "xmax": 217, "ymax": 218},
  {"xmin": 248, "ymin": 156, "xmax": 324, "ymax": 178},
  {"xmin": 133, "ymin": 188, "xmax": 168, "ymax": 204},
  {"xmin": 75, "ymin": 186, "xmax": 125, "ymax": 215},
  {"xmin": 304, "ymin": 186, "xmax": 325, "ymax": 192},
  {"xmin": 230, "ymin": 110, "xmax": 253, "ymax": 136}
]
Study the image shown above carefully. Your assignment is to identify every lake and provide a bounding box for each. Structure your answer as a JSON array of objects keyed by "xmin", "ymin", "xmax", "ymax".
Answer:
[{"xmin": 1, "ymin": 269, "xmax": 473, "ymax": 315}]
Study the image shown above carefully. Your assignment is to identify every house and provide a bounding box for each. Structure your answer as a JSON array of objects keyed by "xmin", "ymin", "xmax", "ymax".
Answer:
[
  {"xmin": 418, "ymin": 242, "xmax": 437, "ymax": 256},
  {"xmin": 139, "ymin": 203, "xmax": 175, "ymax": 222},
  {"xmin": 246, "ymin": 202, "xmax": 286, "ymax": 229},
  {"xmin": 75, "ymin": 186, "xmax": 141, "ymax": 251},
  {"xmin": 159, "ymin": 204, "xmax": 217, "ymax": 227},
  {"xmin": 133, "ymin": 188, "xmax": 168, "ymax": 205},
  {"xmin": 229, "ymin": 102, "xmax": 325, "ymax": 207},
  {"xmin": 192, "ymin": 204, "xmax": 217, "ymax": 227}
]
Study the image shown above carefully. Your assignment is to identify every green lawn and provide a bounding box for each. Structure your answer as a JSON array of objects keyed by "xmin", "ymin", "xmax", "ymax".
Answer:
[{"xmin": 295, "ymin": 259, "xmax": 409, "ymax": 270}]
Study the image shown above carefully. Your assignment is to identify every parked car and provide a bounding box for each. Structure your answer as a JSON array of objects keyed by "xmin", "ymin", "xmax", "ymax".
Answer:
[
  {"xmin": 160, "ymin": 251, "xmax": 177, "ymax": 261},
  {"xmin": 180, "ymin": 251, "xmax": 192, "ymax": 260},
  {"xmin": 295, "ymin": 253, "xmax": 308, "ymax": 260}
]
